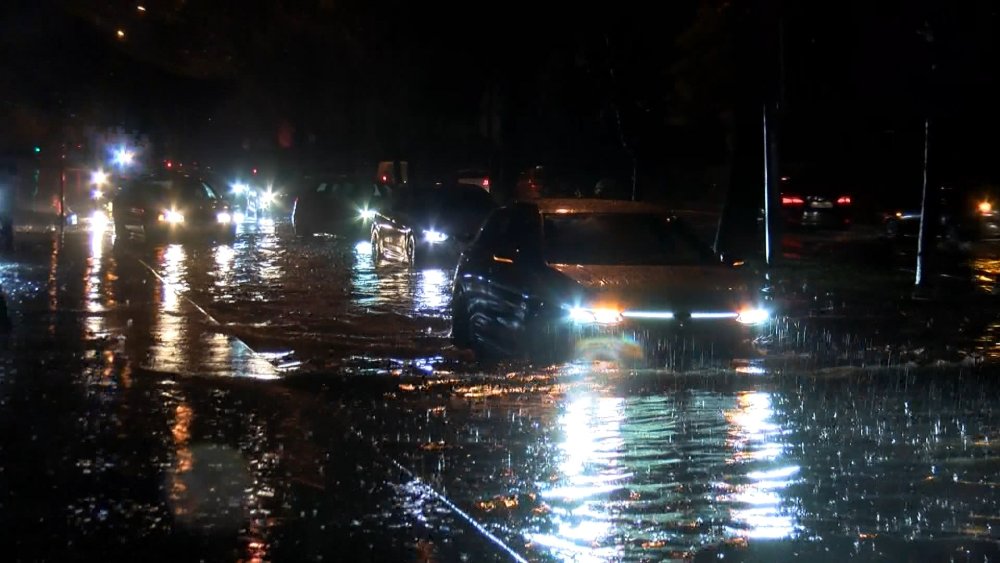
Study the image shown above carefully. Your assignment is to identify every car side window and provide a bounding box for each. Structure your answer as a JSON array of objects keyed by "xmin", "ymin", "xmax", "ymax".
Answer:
[
  {"xmin": 473, "ymin": 209, "xmax": 512, "ymax": 252},
  {"xmin": 201, "ymin": 183, "xmax": 218, "ymax": 199},
  {"xmin": 510, "ymin": 208, "xmax": 541, "ymax": 256}
]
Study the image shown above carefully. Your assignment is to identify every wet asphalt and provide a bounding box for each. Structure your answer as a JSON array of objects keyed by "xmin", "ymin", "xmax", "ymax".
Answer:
[{"xmin": 0, "ymin": 220, "xmax": 999, "ymax": 562}]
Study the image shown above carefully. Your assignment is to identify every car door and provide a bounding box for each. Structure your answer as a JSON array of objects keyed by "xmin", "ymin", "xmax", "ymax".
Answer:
[
  {"xmin": 483, "ymin": 205, "xmax": 544, "ymax": 353},
  {"xmin": 458, "ymin": 208, "xmax": 512, "ymax": 346},
  {"xmin": 373, "ymin": 190, "xmax": 411, "ymax": 261}
]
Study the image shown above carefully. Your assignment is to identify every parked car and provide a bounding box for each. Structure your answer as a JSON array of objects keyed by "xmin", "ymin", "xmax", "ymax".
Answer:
[
  {"xmin": 370, "ymin": 183, "xmax": 495, "ymax": 266},
  {"xmin": 112, "ymin": 173, "xmax": 236, "ymax": 243},
  {"xmin": 884, "ymin": 182, "xmax": 1000, "ymax": 242},
  {"xmin": 291, "ymin": 176, "xmax": 385, "ymax": 237},
  {"xmin": 779, "ymin": 175, "xmax": 853, "ymax": 228},
  {"xmin": 450, "ymin": 199, "xmax": 769, "ymax": 364}
]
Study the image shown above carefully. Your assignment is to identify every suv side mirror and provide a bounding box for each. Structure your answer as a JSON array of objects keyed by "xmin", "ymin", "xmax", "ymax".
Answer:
[
  {"xmin": 720, "ymin": 252, "xmax": 745, "ymax": 268},
  {"xmin": 492, "ymin": 242, "xmax": 517, "ymax": 264}
]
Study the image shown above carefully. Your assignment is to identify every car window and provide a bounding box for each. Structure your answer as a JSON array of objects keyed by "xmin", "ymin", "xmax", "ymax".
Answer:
[
  {"xmin": 200, "ymin": 182, "xmax": 219, "ymax": 200},
  {"xmin": 473, "ymin": 208, "xmax": 512, "ymax": 250},
  {"xmin": 316, "ymin": 183, "xmax": 328, "ymax": 193},
  {"xmin": 542, "ymin": 213, "xmax": 715, "ymax": 266}
]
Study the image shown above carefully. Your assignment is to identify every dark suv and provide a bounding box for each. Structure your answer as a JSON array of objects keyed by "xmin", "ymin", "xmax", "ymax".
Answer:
[{"xmin": 112, "ymin": 174, "xmax": 236, "ymax": 243}]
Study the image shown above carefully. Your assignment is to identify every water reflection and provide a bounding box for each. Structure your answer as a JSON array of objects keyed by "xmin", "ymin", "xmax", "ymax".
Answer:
[
  {"xmin": 148, "ymin": 244, "xmax": 188, "ymax": 373},
  {"xmin": 720, "ymin": 391, "xmax": 799, "ymax": 539},
  {"xmin": 142, "ymin": 242, "xmax": 278, "ymax": 378},
  {"xmin": 47, "ymin": 233, "xmax": 60, "ymax": 335},
  {"xmin": 971, "ymin": 256, "xmax": 1000, "ymax": 294},
  {"xmin": 350, "ymin": 240, "xmax": 418, "ymax": 309},
  {"xmin": 415, "ymin": 268, "xmax": 449, "ymax": 315},
  {"xmin": 83, "ymin": 229, "xmax": 108, "ymax": 338},
  {"xmin": 213, "ymin": 244, "xmax": 235, "ymax": 294},
  {"xmin": 519, "ymin": 382, "xmax": 800, "ymax": 561},
  {"xmin": 528, "ymin": 394, "xmax": 625, "ymax": 561}
]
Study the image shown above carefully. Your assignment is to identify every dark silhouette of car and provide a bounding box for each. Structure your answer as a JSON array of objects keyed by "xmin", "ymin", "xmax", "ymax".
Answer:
[
  {"xmin": 370, "ymin": 183, "xmax": 495, "ymax": 266},
  {"xmin": 291, "ymin": 176, "xmax": 385, "ymax": 237},
  {"xmin": 779, "ymin": 175, "xmax": 853, "ymax": 229},
  {"xmin": 112, "ymin": 174, "xmax": 236, "ymax": 243},
  {"xmin": 884, "ymin": 181, "xmax": 1000, "ymax": 242},
  {"xmin": 450, "ymin": 199, "xmax": 769, "ymax": 364}
]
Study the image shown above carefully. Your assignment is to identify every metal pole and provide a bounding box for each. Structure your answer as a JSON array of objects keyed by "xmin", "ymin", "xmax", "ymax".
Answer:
[
  {"xmin": 762, "ymin": 106, "xmax": 772, "ymax": 265},
  {"xmin": 915, "ymin": 118, "xmax": 930, "ymax": 289},
  {"xmin": 59, "ymin": 154, "xmax": 66, "ymax": 235}
]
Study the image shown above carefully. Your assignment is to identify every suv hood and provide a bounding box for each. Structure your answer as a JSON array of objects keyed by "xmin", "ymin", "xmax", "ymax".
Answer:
[{"xmin": 550, "ymin": 264, "xmax": 756, "ymax": 311}]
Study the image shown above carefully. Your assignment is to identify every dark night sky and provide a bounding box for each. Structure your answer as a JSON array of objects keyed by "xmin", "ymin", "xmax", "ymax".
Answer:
[{"xmin": 2, "ymin": 1, "xmax": 999, "ymax": 201}]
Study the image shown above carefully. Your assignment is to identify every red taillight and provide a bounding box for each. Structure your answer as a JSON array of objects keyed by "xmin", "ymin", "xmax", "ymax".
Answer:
[
  {"xmin": 836, "ymin": 196, "xmax": 852, "ymax": 205},
  {"xmin": 781, "ymin": 195, "xmax": 805, "ymax": 206},
  {"xmin": 482, "ymin": 178, "xmax": 490, "ymax": 188}
]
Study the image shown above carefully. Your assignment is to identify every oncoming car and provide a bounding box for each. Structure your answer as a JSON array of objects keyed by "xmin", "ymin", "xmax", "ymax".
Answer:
[
  {"xmin": 450, "ymin": 199, "xmax": 769, "ymax": 365},
  {"xmin": 112, "ymin": 174, "xmax": 236, "ymax": 243},
  {"xmin": 371, "ymin": 183, "xmax": 495, "ymax": 266}
]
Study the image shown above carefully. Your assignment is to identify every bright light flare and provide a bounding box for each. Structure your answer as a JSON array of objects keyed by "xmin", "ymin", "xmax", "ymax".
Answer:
[
  {"xmin": 216, "ymin": 212, "xmax": 232, "ymax": 224},
  {"xmin": 233, "ymin": 211, "xmax": 246, "ymax": 223},
  {"xmin": 158, "ymin": 209, "xmax": 185, "ymax": 224},
  {"xmin": 736, "ymin": 307, "xmax": 770, "ymax": 325},
  {"xmin": 112, "ymin": 147, "xmax": 135, "ymax": 168},
  {"xmin": 91, "ymin": 169, "xmax": 108, "ymax": 186},
  {"xmin": 231, "ymin": 182, "xmax": 248, "ymax": 195},
  {"xmin": 261, "ymin": 189, "xmax": 276, "ymax": 206},
  {"xmin": 422, "ymin": 229, "xmax": 448, "ymax": 243},
  {"xmin": 979, "ymin": 200, "xmax": 993, "ymax": 215},
  {"xmin": 568, "ymin": 306, "xmax": 623, "ymax": 325},
  {"xmin": 90, "ymin": 210, "xmax": 109, "ymax": 229},
  {"xmin": 359, "ymin": 208, "xmax": 376, "ymax": 221}
]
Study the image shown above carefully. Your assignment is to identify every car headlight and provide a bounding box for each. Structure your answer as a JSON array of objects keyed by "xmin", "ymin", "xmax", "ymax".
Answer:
[
  {"xmin": 90, "ymin": 210, "xmax": 109, "ymax": 228},
  {"xmin": 736, "ymin": 307, "xmax": 770, "ymax": 325},
  {"xmin": 359, "ymin": 208, "xmax": 376, "ymax": 221},
  {"xmin": 216, "ymin": 212, "xmax": 232, "ymax": 224},
  {"xmin": 158, "ymin": 209, "xmax": 185, "ymax": 224},
  {"xmin": 568, "ymin": 306, "xmax": 623, "ymax": 325},
  {"xmin": 422, "ymin": 229, "xmax": 448, "ymax": 243}
]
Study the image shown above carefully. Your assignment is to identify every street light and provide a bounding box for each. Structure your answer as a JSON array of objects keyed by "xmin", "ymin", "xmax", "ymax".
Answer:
[
  {"xmin": 91, "ymin": 169, "xmax": 108, "ymax": 186},
  {"xmin": 112, "ymin": 147, "xmax": 135, "ymax": 169}
]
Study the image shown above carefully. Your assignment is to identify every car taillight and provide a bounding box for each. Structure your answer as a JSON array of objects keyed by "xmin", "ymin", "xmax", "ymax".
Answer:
[
  {"xmin": 482, "ymin": 178, "xmax": 490, "ymax": 188},
  {"xmin": 781, "ymin": 195, "xmax": 805, "ymax": 206},
  {"xmin": 836, "ymin": 196, "xmax": 852, "ymax": 205}
]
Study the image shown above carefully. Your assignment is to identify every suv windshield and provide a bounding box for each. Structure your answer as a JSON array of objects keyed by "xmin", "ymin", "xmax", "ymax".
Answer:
[
  {"xmin": 542, "ymin": 213, "xmax": 715, "ymax": 266},
  {"xmin": 133, "ymin": 178, "xmax": 219, "ymax": 201}
]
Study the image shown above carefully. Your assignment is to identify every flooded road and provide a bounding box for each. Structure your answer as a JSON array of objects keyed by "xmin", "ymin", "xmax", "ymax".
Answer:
[{"xmin": 1, "ymin": 222, "xmax": 999, "ymax": 561}]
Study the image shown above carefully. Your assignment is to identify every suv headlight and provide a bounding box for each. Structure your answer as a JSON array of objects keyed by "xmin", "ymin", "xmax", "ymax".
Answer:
[
  {"xmin": 568, "ymin": 306, "xmax": 623, "ymax": 325},
  {"xmin": 422, "ymin": 229, "xmax": 448, "ymax": 243},
  {"xmin": 736, "ymin": 307, "xmax": 770, "ymax": 325},
  {"xmin": 158, "ymin": 209, "xmax": 185, "ymax": 224}
]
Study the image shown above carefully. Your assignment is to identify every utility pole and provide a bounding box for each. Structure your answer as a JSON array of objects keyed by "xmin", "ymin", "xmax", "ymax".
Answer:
[
  {"xmin": 715, "ymin": 0, "xmax": 782, "ymax": 263},
  {"xmin": 59, "ymin": 146, "xmax": 66, "ymax": 235},
  {"xmin": 914, "ymin": 119, "xmax": 932, "ymax": 293},
  {"xmin": 913, "ymin": 18, "xmax": 937, "ymax": 297}
]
